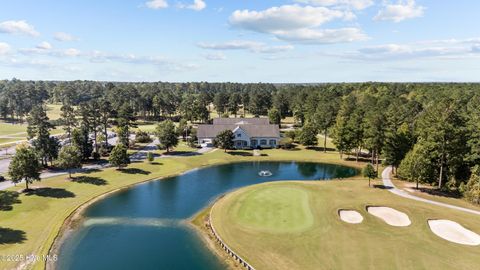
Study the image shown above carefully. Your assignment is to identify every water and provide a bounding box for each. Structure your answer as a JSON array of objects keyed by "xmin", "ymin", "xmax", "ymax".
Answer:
[{"xmin": 57, "ymin": 161, "xmax": 357, "ymax": 270}]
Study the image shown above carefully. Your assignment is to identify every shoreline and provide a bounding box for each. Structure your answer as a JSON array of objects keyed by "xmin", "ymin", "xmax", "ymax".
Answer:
[
  {"xmin": 25, "ymin": 156, "xmax": 362, "ymax": 270},
  {"xmin": 44, "ymin": 167, "xmax": 204, "ymax": 270},
  {"xmin": 187, "ymin": 201, "xmax": 245, "ymax": 270}
]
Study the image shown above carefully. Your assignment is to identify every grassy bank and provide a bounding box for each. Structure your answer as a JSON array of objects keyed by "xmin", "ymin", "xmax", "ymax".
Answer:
[
  {"xmin": 211, "ymin": 181, "xmax": 480, "ymax": 270},
  {"xmin": 0, "ymin": 147, "xmax": 363, "ymax": 269}
]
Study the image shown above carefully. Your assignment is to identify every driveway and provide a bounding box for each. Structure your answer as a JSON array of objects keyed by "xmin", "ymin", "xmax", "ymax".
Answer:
[{"xmin": 382, "ymin": 166, "xmax": 480, "ymax": 216}]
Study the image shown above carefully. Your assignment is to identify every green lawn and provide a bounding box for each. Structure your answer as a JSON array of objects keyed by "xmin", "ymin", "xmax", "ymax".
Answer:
[
  {"xmin": 211, "ymin": 181, "xmax": 480, "ymax": 270},
  {"xmin": 0, "ymin": 147, "xmax": 363, "ymax": 270},
  {"xmin": 0, "ymin": 122, "xmax": 28, "ymax": 137},
  {"xmin": 232, "ymin": 185, "xmax": 314, "ymax": 233},
  {"xmin": 0, "ymin": 104, "xmax": 65, "ymax": 145},
  {"xmin": 45, "ymin": 104, "xmax": 64, "ymax": 120}
]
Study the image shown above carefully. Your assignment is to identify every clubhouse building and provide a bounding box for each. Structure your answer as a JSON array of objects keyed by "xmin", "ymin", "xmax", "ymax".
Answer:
[{"xmin": 197, "ymin": 118, "xmax": 280, "ymax": 149}]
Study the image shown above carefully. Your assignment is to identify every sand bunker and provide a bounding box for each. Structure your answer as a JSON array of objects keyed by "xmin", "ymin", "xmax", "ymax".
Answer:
[
  {"xmin": 428, "ymin": 220, "xmax": 480, "ymax": 246},
  {"xmin": 339, "ymin": 210, "xmax": 363, "ymax": 224},
  {"xmin": 367, "ymin": 206, "xmax": 411, "ymax": 227}
]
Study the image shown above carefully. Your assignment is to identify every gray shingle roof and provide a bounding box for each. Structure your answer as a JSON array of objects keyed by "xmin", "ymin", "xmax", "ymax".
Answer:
[
  {"xmin": 198, "ymin": 118, "xmax": 279, "ymax": 138},
  {"xmin": 212, "ymin": 118, "xmax": 270, "ymax": 125}
]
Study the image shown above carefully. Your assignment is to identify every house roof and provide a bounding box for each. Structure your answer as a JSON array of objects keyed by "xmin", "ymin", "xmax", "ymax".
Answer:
[
  {"xmin": 212, "ymin": 118, "xmax": 270, "ymax": 125},
  {"xmin": 198, "ymin": 118, "xmax": 280, "ymax": 138}
]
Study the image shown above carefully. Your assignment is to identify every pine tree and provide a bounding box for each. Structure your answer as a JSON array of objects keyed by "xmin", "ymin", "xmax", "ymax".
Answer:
[{"xmin": 27, "ymin": 105, "xmax": 53, "ymax": 166}]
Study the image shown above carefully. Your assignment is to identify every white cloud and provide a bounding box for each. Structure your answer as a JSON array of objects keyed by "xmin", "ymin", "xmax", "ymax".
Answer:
[
  {"xmin": 374, "ymin": 0, "xmax": 425, "ymax": 22},
  {"xmin": 0, "ymin": 42, "xmax": 11, "ymax": 55},
  {"xmin": 145, "ymin": 0, "xmax": 168, "ymax": 9},
  {"xmin": 63, "ymin": 48, "xmax": 81, "ymax": 57},
  {"xmin": 36, "ymin": 41, "xmax": 52, "ymax": 50},
  {"xmin": 54, "ymin": 32, "xmax": 78, "ymax": 42},
  {"xmin": 341, "ymin": 38, "xmax": 480, "ymax": 61},
  {"xmin": 88, "ymin": 50, "xmax": 198, "ymax": 71},
  {"xmin": 204, "ymin": 52, "xmax": 226, "ymax": 61},
  {"xmin": 274, "ymin": 27, "xmax": 367, "ymax": 43},
  {"xmin": 229, "ymin": 5, "xmax": 367, "ymax": 43},
  {"xmin": 295, "ymin": 0, "xmax": 374, "ymax": 10},
  {"xmin": 198, "ymin": 40, "xmax": 294, "ymax": 54},
  {"xmin": 230, "ymin": 5, "xmax": 347, "ymax": 33},
  {"xmin": 0, "ymin": 20, "xmax": 39, "ymax": 37},
  {"xmin": 179, "ymin": 0, "xmax": 206, "ymax": 11}
]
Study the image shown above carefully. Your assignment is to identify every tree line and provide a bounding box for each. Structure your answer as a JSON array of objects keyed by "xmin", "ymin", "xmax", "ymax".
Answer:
[{"xmin": 2, "ymin": 79, "xmax": 480, "ymax": 203}]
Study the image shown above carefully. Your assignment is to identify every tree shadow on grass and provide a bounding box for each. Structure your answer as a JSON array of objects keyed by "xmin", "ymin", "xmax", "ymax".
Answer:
[
  {"xmin": 0, "ymin": 227, "xmax": 26, "ymax": 244},
  {"xmin": 344, "ymin": 157, "xmax": 372, "ymax": 163},
  {"xmin": 307, "ymin": 146, "xmax": 337, "ymax": 152},
  {"xmin": 0, "ymin": 191, "xmax": 21, "ymax": 211},
  {"xmin": 150, "ymin": 162, "xmax": 162, "ymax": 165},
  {"xmin": 373, "ymin": 184, "xmax": 393, "ymax": 190},
  {"xmin": 81, "ymin": 168, "xmax": 102, "ymax": 174},
  {"xmin": 120, "ymin": 168, "xmax": 151, "ymax": 175},
  {"xmin": 415, "ymin": 187, "xmax": 462, "ymax": 199},
  {"xmin": 227, "ymin": 151, "xmax": 253, "ymax": 156},
  {"xmin": 163, "ymin": 151, "xmax": 200, "ymax": 156},
  {"xmin": 72, "ymin": 176, "xmax": 108, "ymax": 186},
  {"xmin": 25, "ymin": 188, "xmax": 75, "ymax": 198}
]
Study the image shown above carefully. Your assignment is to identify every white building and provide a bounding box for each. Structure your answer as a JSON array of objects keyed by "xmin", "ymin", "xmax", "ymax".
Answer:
[{"xmin": 197, "ymin": 118, "xmax": 280, "ymax": 149}]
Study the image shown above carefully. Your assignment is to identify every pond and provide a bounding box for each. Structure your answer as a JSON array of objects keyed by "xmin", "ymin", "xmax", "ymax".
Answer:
[{"xmin": 57, "ymin": 161, "xmax": 358, "ymax": 270}]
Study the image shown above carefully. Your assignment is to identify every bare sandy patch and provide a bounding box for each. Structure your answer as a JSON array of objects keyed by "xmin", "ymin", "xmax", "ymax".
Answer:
[
  {"xmin": 367, "ymin": 206, "xmax": 411, "ymax": 227},
  {"xmin": 428, "ymin": 219, "xmax": 480, "ymax": 246},
  {"xmin": 338, "ymin": 210, "xmax": 363, "ymax": 224}
]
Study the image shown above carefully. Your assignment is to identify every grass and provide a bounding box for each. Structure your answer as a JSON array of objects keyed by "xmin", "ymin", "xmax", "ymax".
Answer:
[
  {"xmin": 0, "ymin": 147, "xmax": 363, "ymax": 270},
  {"xmin": 232, "ymin": 185, "xmax": 313, "ymax": 233},
  {"xmin": 211, "ymin": 181, "xmax": 480, "ymax": 270},
  {"xmin": 0, "ymin": 103, "xmax": 65, "ymax": 145},
  {"xmin": 0, "ymin": 122, "xmax": 27, "ymax": 137},
  {"xmin": 132, "ymin": 123, "xmax": 158, "ymax": 133},
  {"xmin": 45, "ymin": 104, "xmax": 63, "ymax": 120}
]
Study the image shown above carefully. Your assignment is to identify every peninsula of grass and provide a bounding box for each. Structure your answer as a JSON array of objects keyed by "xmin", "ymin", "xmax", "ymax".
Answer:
[
  {"xmin": 0, "ymin": 147, "xmax": 362, "ymax": 270},
  {"xmin": 210, "ymin": 181, "xmax": 480, "ymax": 270}
]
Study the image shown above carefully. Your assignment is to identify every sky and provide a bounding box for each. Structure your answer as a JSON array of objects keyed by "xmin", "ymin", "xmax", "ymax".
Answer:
[{"xmin": 0, "ymin": 0, "xmax": 479, "ymax": 82}]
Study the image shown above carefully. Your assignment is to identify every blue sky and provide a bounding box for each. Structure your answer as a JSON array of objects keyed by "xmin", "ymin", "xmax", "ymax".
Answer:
[{"xmin": 0, "ymin": 0, "xmax": 479, "ymax": 82}]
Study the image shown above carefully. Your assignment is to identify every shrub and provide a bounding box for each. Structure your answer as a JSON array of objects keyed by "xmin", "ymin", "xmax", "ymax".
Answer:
[
  {"xmin": 135, "ymin": 130, "xmax": 152, "ymax": 143},
  {"xmin": 92, "ymin": 151, "xmax": 101, "ymax": 160},
  {"xmin": 146, "ymin": 152, "xmax": 154, "ymax": 163},
  {"xmin": 279, "ymin": 137, "xmax": 294, "ymax": 149}
]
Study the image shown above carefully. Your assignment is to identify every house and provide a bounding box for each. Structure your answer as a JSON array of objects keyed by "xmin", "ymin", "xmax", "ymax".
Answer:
[{"xmin": 197, "ymin": 118, "xmax": 280, "ymax": 149}]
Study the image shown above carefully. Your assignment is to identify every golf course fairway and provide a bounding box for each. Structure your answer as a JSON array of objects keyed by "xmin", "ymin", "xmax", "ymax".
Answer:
[{"xmin": 210, "ymin": 181, "xmax": 480, "ymax": 270}]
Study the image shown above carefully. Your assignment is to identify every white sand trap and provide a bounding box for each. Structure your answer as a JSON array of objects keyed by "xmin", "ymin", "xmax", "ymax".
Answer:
[
  {"xmin": 428, "ymin": 220, "xmax": 480, "ymax": 246},
  {"xmin": 339, "ymin": 210, "xmax": 363, "ymax": 224},
  {"xmin": 367, "ymin": 206, "xmax": 411, "ymax": 227}
]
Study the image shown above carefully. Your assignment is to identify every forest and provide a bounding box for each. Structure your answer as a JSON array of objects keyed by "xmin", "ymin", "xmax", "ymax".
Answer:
[{"xmin": 0, "ymin": 79, "xmax": 479, "ymax": 203}]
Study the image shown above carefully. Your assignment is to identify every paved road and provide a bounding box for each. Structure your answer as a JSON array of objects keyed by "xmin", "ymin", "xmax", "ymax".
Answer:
[
  {"xmin": 0, "ymin": 133, "xmax": 120, "ymax": 175},
  {"xmin": 0, "ymin": 136, "xmax": 212, "ymax": 191},
  {"xmin": 382, "ymin": 166, "xmax": 480, "ymax": 216}
]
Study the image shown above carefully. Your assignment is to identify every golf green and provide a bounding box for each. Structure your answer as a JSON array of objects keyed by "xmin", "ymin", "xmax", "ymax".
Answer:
[{"xmin": 231, "ymin": 185, "xmax": 314, "ymax": 233}]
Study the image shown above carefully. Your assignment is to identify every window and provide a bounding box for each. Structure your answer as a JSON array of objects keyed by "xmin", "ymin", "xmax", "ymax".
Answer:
[
  {"xmin": 269, "ymin": 140, "xmax": 276, "ymax": 146},
  {"xmin": 237, "ymin": 133, "xmax": 241, "ymax": 138},
  {"xmin": 260, "ymin": 139, "xmax": 267, "ymax": 145}
]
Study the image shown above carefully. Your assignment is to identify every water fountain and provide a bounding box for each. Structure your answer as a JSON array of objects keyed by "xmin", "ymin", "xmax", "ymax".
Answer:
[{"xmin": 258, "ymin": 170, "xmax": 273, "ymax": 177}]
